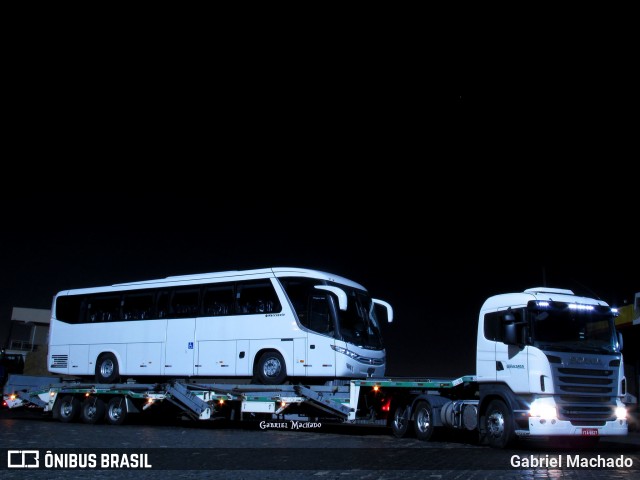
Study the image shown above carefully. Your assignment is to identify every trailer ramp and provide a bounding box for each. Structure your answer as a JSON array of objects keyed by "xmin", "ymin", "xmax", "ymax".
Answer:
[
  {"xmin": 294, "ymin": 385, "xmax": 352, "ymax": 418},
  {"xmin": 164, "ymin": 382, "xmax": 212, "ymax": 420}
]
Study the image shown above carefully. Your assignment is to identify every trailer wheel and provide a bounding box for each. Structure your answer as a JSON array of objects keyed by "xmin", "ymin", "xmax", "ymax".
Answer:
[
  {"xmin": 95, "ymin": 353, "xmax": 120, "ymax": 384},
  {"xmin": 413, "ymin": 401, "xmax": 435, "ymax": 441},
  {"xmin": 484, "ymin": 399, "xmax": 515, "ymax": 448},
  {"xmin": 254, "ymin": 351, "xmax": 287, "ymax": 385},
  {"xmin": 57, "ymin": 395, "xmax": 80, "ymax": 423},
  {"xmin": 390, "ymin": 405, "xmax": 411, "ymax": 438},
  {"xmin": 80, "ymin": 397, "xmax": 106, "ymax": 424},
  {"xmin": 106, "ymin": 397, "xmax": 127, "ymax": 425}
]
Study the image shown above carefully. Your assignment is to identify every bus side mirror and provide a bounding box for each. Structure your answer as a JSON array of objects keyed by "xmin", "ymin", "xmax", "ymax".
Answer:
[
  {"xmin": 372, "ymin": 298, "xmax": 394, "ymax": 323},
  {"xmin": 314, "ymin": 286, "xmax": 347, "ymax": 311}
]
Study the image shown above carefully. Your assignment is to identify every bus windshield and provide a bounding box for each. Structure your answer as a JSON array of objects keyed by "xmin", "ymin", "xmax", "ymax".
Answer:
[
  {"xmin": 280, "ymin": 278, "xmax": 384, "ymax": 350},
  {"xmin": 528, "ymin": 303, "xmax": 619, "ymax": 354},
  {"xmin": 337, "ymin": 287, "xmax": 384, "ymax": 349}
]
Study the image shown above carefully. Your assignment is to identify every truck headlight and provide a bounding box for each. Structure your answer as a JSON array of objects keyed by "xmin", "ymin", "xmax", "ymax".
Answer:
[
  {"xmin": 615, "ymin": 406, "xmax": 627, "ymax": 420},
  {"xmin": 530, "ymin": 398, "xmax": 557, "ymax": 419}
]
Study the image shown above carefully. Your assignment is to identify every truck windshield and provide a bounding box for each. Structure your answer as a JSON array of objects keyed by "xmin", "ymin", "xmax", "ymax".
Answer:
[
  {"xmin": 335, "ymin": 286, "xmax": 384, "ymax": 350},
  {"xmin": 529, "ymin": 305, "xmax": 619, "ymax": 354}
]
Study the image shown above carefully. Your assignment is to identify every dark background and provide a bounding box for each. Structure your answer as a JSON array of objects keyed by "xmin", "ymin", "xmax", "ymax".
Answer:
[{"xmin": 2, "ymin": 41, "xmax": 637, "ymax": 378}]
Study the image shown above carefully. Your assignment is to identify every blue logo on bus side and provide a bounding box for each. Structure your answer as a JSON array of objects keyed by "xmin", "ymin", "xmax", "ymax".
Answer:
[{"xmin": 188, "ymin": 342, "xmax": 193, "ymax": 349}]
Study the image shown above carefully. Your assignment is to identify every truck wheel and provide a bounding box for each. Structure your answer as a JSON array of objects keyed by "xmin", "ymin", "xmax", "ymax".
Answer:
[
  {"xmin": 106, "ymin": 396, "xmax": 128, "ymax": 425},
  {"xmin": 95, "ymin": 353, "xmax": 119, "ymax": 384},
  {"xmin": 80, "ymin": 397, "xmax": 106, "ymax": 424},
  {"xmin": 413, "ymin": 401, "xmax": 434, "ymax": 441},
  {"xmin": 57, "ymin": 395, "xmax": 80, "ymax": 423},
  {"xmin": 485, "ymin": 400, "xmax": 516, "ymax": 448},
  {"xmin": 390, "ymin": 405, "xmax": 411, "ymax": 438},
  {"xmin": 254, "ymin": 351, "xmax": 287, "ymax": 385}
]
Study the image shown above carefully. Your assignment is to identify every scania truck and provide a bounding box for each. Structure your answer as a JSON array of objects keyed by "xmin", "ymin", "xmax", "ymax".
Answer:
[{"xmin": 4, "ymin": 285, "xmax": 628, "ymax": 448}]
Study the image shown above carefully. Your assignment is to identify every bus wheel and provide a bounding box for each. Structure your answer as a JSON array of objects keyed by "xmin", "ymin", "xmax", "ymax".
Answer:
[
  {"xmin": 390, "ymin": 404, "xmax": 411, "ymax": 438},
  {"xmin": 413, "ymin": 401, "xmax": 435, "ymax": 441},
  {"xmin": 254, "ymin": 351, "xmax": 287, "ymax": 385},
  {"xmin": 80, "ymin": 397, "xmax": 106, "ymax": 424},
  {"xmin": 106, "ymin": 397, "xmax": 127, "ymax": 425},
  {"xmin": 57, "ymin": 395, "xmax": 80, "ymax": 423},
  {"xmin": 485, "ymin": 400, "xmax": 516, "ymax": 449},
  {"xmin": 95, "ymin": 353, "xmax": 119, "ymax": 384}
]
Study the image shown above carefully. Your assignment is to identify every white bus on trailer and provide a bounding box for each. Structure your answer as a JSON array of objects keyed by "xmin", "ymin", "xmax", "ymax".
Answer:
[{"xmin": 48, "ymin": 267, "xmax": 393, "ymax": 385}]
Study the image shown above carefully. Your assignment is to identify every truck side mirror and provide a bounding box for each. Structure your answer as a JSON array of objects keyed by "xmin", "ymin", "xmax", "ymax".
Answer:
[
  {"xmin": 504, "ymin": 322, "xmax": 518, "ymax": 345},
  {"xmin": 618, "ymin": 331, "xmax": 624, "ymax": 352},
  {"xmin": 502, "ymin": 311, "xmax": 522, "ymax": 345}
]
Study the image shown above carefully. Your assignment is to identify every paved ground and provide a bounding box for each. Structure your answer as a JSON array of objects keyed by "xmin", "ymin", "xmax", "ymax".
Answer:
[{"xmin": 0, "ymin": 408, "xmax": 637, "ymax": 479}]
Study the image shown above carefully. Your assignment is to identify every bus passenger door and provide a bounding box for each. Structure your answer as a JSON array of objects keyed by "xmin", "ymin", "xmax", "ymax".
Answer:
[
  {"xmin": 304, "ymin": 294, "xmax": 336, "ymax": 377},
  {"xmin": 164, "ymin": 318, "xmax": 196, "ymax": 376}
]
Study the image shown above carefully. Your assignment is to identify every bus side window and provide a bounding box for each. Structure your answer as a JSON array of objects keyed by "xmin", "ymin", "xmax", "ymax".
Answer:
[
  {"xmin": 308, "ymin": 295, "xmax": 332, "ymax": 335},
  {"xmin": 237, "ymin": 281, "xmax": 281, "ymax": 315},
  {"xmin": 122, "ymin": 292, "xmax": 154, "ymax": 321},
  {"xmin": 279, "ymin": 278, "xmax": 318, "ymax": 328},
  {"xmin": 157, "ymin": 291, "xmax": 170, "ymax": 319},
  {"xmin": 171, "ymin": 288, "xmax": 200, "ymax": 318},
  {"xmin": 87, "ymin": 295, "xmax": 121, "ymax": 323},
  {"xmin": 203, "ymin": 284, "xmax": 234, "ymax": 316}
]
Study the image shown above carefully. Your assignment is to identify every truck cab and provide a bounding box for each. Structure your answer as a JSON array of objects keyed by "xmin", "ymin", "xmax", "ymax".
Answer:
[{"xmin": 476, "ymin": 287, "xmax": 628, "ymax": 447}]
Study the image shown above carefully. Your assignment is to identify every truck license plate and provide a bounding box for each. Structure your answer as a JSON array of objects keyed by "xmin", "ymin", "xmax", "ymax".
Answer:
[{"xmin": 582, "ymin": 428, "xmax": 599, "ymax": 436}]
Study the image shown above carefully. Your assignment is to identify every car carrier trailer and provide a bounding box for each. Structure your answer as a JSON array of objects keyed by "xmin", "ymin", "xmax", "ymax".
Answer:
[{"xmin": 4, "ymin": 375, "xmax": 479, "ymax": 436}]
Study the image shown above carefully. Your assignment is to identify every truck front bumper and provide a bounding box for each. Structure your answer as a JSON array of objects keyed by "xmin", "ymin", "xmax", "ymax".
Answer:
[{"xmin": 527, "ymin": 417, "xmax": 628, "ymax": 436}]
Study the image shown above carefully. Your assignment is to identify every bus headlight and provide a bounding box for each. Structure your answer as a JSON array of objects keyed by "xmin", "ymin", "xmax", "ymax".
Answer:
[
  {"xmin": 331, "ymin": 345, "xmax": 359, "ymax": 359},
  {"xmin": 530, "ymin": 398, "xmax": 557, "ymax": 419}
]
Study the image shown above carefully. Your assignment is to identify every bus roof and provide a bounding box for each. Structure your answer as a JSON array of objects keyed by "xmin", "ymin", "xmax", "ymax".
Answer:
[{"xmin": 55, "ymin": 267, "xmax": 366, "ymax": 296}]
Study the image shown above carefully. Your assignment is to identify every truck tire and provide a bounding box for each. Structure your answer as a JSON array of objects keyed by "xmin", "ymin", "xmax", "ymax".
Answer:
[
  {"xmin": 254, "ymin": 351, "xmax": 287, "ymax": 385},
  {"xmin": 57, "ymin": 395, "xmax": 80, "ymax": 423},
  {"xmin": 80, "ymin": 397, "xmax": 106, "ymax": 424},
  {"xmin": 484, "ymin": 399, "xmax": 516, "ymax": 448},
  {"xmin": 106, "ymin": 396, "xmax": 128, "ymax": 425},
  {"xmin": 95, "ymin": 353, "xmax": 119, "ymax": 384},
  {"xmin": 413, "ymin": 401, "xmax": 435, "ymax": 441},
  {"xmin": 390, "ymin": 404, "xmax": 411, "ymax": 438}
]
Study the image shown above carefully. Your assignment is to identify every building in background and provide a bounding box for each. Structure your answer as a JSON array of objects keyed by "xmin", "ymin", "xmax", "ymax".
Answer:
[{"xmin": 4, "ymin": 307, "xmax": 51, "ymax": 357}]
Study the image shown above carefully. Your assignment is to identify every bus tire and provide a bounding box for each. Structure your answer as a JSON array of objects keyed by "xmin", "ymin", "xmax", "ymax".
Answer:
[
  {"xmin": 80, "ymin": 397, "xmax": 106, "ymax": 424},
  {"xmin": 413, "ymin": 401, "xmax": 435, "ymax": 441},
  {"xmin": 254, "ymin": 351, "xmax": 287, "ymax": 385},
  {"xmin": 57, "ymin": 395, "xmax": 80, "ymax": 423},
  {"xmin": 485, "ymin": 399, "xmax": 516, "ymax": 449},
  {"xmin": 390, "ymin": 404, "xmax": 411, "ymax": 438},
  {"xmin": 106, "ymin": 396, "xmax": 128, "ymax": 425},
  {"xmin": 95, "ymin": 353, "xmax": 119, "ymax": 384}
]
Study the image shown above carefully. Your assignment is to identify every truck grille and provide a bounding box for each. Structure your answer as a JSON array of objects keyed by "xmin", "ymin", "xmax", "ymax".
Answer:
[{"xmin": 550, "ymin": 360, "xmax": 619, "ymax": 424}]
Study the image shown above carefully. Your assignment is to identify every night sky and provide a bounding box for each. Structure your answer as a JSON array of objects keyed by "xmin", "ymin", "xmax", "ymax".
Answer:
[{"xmin": 2, "ymin": 92, "xmax": 637, "ymax": 379}]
